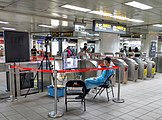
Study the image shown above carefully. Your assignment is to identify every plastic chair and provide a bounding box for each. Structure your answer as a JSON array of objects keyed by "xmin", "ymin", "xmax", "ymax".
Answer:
[
  {"xmin": 93, "ymin": 74, "xmax": 115, "ymax": 101},
  {"xmin": 65, "ymin": 80, "xmax": 86, "ymax": 112}
]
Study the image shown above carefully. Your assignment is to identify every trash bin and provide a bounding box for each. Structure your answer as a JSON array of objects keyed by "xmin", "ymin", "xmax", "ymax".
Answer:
[{"xmin": 145, "ymin": 59, "xmax": 156, "ymax": 78}]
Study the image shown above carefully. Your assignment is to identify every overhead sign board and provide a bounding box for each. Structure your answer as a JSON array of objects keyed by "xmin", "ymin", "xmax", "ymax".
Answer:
[
  {"xmin": 60, "ymin": 31, "xmax": 73, "ymax": 37},
  {"xmin": 120, "ymin": 33, "xmax": 141, "ymax": 38},
  {"xmin": 93, "ymin": 20, "xmax": 126, "ymax": 34},
  {"xmin": 51, "ymin": 31, "xmax": 73, "ymax": 37},
  {"xmin": 75, "ymin": 24, "xmax": 85, "ymax": 32},
  {"xmin": 33, "ymin": 35, "xmax": 45, "ymax": 40}
]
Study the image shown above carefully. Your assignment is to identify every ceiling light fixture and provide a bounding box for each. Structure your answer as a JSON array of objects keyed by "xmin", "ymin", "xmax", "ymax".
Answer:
[
  {"xmin": 89, "ymin": 11, "xmax": 112, "ymax": 16},
  {"xmin": 39, "ymin": 24, "xmax": 53, "ymax": 28},
  {"xmin": 127, "ymin": 18, "xmax": 144, "ymax": 22},
  {"xmin": 61, "ymin": 4, "xmax": 91, "ymax": 12},
  {"xmin": 94, "ymin": 33, "xmax": 99, "ymax": 36},
  {"xmin": 110, "ymin": 14, "xmax": 144, "ymax": 22},
  {"xmin": 52, "ymin": 13, "xmax": 60, "ymax": 17},
  {"xmin": 89, "ymin": 11, "xmax": 144, "ymax": 23},
  {"xmin": 153, "ymin": 24, "xmax": 162, "ymax": 27},
  {"xmin": 0, "ymin": 21, "xmax": 9, "ymax": 24},
  {"xmin": 1, "ymin": 27, "xmax": 16, "ymax": 30},
  {"xmin": 62, "ymin": 15, "xmax": 68, "ymax": 18},
  {"xmin": 125, "ymin": 1, "xmax": 152, "ymax": 10},
  {"xmin": 110, "ymin": 15, "xmax": 128, "ymax": 20}
]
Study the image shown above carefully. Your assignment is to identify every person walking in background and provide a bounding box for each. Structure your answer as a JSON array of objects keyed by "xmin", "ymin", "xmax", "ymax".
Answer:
[
  {"xmin": 128, "ymin": 47, "xmax": 132, "ymax": 52},
  {"xmin": 66, "ymin": 46, "xmax": 72, "ymax": 58},
  {"xmin": 31, "ymin": 45, "xmax": 38, "ymax": 61},
  {"xmin": 83, "ymin": 43, "xmax": 88, "ymax": 53},
  {"xmin": 134, "ymin": 47, "xmax": 140, "ymax": 57}
]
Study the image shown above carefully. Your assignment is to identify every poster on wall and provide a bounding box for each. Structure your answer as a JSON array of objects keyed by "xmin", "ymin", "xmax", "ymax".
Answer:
[
  {"xmin": 149, "ymin": 41, "xmax": 157, "ymax": 58},
  {"xmin": 51, "ymin": 39, "xmax": 59, "ymax": 56},
  {"xmin": 4, "ymin": 31, "xmax": 30, "ymax": 63},
  {"xmin": 62, "ymin": 39, "xmax": 68, "ymax": 52}
]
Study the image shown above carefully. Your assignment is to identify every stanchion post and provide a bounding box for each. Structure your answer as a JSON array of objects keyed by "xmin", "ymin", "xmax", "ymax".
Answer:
[
  {"xmin": 113, "ymin": 67, "xmax": 124, "ymax": 103},
  {"xmin": 15, "ymin": 65, "xmax": 20, "ymax": 97},
  {"xmin": 48, "ymin": 70, "xmax": 64, "ymax": 118},
  {"xmin": 9, "ymin": 65, "xmax": 16, "ymax": 102}
]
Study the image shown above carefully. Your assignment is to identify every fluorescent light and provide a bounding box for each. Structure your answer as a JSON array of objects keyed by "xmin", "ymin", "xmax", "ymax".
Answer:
[
  {"xmin": 89, "ymin": 11, "xmax": 112, "ymax": 16},
  {"xmin": 51, "ymin": 19, "xmax": 59, "ymax": 26},
  {"xmin": 0, "ymin": 21, "xmax": 9, "ymax": 24},
  {"xmin": 52, "ymin": 13, "xmax": 60, "ymax": 17},
  {"xmin": 62, "ymin": 15, "xmax": 68, "ymax": 18},
  {"xmin": 110, "ymin": 15, "xmax": 129, "ymax": 20},
  {"xmin": 128, "ymin": 18, "xmax": 144, "ymax": 23},
  {"xmin": 1, "ymin": 27, "xmax": 16, "ymax": 30},
  {"xmin": 94, "ymin": 34, "xmax": 99, "ymax": 36},
  {"xmin": 61, "ymin": 4, "xmax": 91, "ymax": 12},
  {"xmin": 109, "ymin": 14, "xmax": 144, "ymax": 22},
  {"xmin": 39, "ymin": 24, "xmax": 53, "ymax": 28},
  {"xmin": 153, "ymin": 24, "xmax": 162, "ymax": 27},
  {"xmin": 125, "ymin": 1, "xmax": 152, "ymax": 10}
]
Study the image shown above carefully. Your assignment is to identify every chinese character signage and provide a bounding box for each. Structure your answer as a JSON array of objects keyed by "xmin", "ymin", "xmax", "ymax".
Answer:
[
  {"xmin": 93, "ymin": 20, "xmax": 126, "ymax": 34},
  {"xmin": 51, "ymin": 31, "xmax": 73, "ymax": 37}
]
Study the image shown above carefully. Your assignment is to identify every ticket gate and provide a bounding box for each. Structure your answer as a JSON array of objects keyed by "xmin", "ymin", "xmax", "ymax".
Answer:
[
  {"xmin": 143, "ymin": 62, "xmax": 148, "ymax": 79},
  {"xmin": 122, "ymin": 58, "xmax": 139, "ymax": 81},
  {"xmin": 151, "ymin": 61, "xmax": 156, "ymax": 77},
  {"xmin": 78, "ymin": 52, "xmax": 89, "ymax": 59},
  {"xmin": 154, "ymin": 54, "xmax": 162, "ymax": 73},
  {"xmin": 145, "ymin": 59, "xmax": 156, "ymax": 78},
  {"xmin": 112, "ymin": 58, "xmax": 128, "ymax": 84},
  {"xmin": 91, "ymin": 53, "xmax": 102, "ymax": 60},
  {"xmin": 78, "ymin": 60, "xmax": 98, "ymax": 80},
  {"xmin": 104, "ymin": 52, "xmax": 114, "ymax": 57},
  {"xmin": 133, "ymin": 58, "xmax": 147, "ymax": 79},
  {"xmin": 115, "ymin": 52, "xmax": 125, "ymax": 58}
]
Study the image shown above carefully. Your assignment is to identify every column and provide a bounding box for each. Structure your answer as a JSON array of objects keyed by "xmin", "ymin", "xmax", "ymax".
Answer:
[{"xmin": 99, "ymin": 33, "xmax": 120, "ymax": 54}]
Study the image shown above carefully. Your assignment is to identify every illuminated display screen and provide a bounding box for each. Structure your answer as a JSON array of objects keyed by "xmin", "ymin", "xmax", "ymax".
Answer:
[
  {"xmin": 63, "ymin": 58, "xmax": 78, "ymax": 70},
  {"xmin": 93, "ymin": 20, "xmax": 126, "ymax": 34}
]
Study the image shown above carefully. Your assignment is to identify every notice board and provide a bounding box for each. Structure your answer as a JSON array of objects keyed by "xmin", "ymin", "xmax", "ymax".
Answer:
[
  {"xmin": 149, "ymin": 41, "xmax": 157, "ymax": 58},
  {"xmin": 4, "ymin": 31, "xmax": 30, "ymax": 63}
]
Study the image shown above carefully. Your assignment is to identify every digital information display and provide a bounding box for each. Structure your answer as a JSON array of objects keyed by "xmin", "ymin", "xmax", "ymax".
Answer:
[
  {"xmin": 63, "ymin": 58, "xmax": 78, "ymax": 70},
  {"xmin": 93, "ymin": 20, "xmax": 126, "ymax": 34}
]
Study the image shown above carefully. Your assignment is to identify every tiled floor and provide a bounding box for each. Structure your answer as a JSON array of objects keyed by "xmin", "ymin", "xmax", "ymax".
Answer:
[{"xmin": 1, "ymin": 73, "xmax": 162, "ymax": 120}]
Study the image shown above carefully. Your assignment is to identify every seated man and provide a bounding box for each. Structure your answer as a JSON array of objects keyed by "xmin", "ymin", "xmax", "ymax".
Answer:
[{"xmin": 76, "ymin": 57, "xmax": 114, "ymax": 99}]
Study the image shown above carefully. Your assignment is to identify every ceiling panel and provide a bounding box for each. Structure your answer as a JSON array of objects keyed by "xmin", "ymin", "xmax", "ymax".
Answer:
[
  {"xmin": 0, "ymin": 0, "xmax": 161, "ymax": 33},
  {"xmin": 0, "ymin": 0, "xmax": 16, "ymax": 7},
  {"xmin": 6, "ymin": 0, "xmax": 62, "ymax": 12},
  {"xmin": 132, "ymin": 0, "xmax": 162, "ymax": 8}
]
